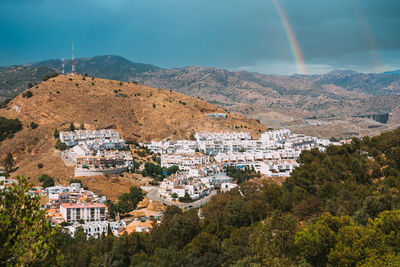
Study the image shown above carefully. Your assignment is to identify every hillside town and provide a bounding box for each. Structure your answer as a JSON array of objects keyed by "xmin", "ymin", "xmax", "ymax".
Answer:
[
  {"xmin": 0, "ymin": 128, "xmax": 339, "ymax": 238},
  {"xmin": 142, "ymin": 129, "xmax": 338, "ymax": 200}
]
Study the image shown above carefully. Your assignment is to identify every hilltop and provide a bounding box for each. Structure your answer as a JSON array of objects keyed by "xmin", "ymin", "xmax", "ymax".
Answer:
[
  {"xmin": 0, "ymin": 74, "xmax": 265, "ymax": 198},
  {"xmin": 2, "ymin": 55, "xmax": 400, "ymax": 138}
]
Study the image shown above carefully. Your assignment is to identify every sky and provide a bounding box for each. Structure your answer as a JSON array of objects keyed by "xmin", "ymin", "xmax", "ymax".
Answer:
[{"xmin": 1, "ymin": 0, "xmax": 400, "ymax": 75}]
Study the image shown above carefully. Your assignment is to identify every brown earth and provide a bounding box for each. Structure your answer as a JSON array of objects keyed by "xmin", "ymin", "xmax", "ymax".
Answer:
[{"xmin": 0, "ymin": 74, "xmax": 266, "ymax": 198}]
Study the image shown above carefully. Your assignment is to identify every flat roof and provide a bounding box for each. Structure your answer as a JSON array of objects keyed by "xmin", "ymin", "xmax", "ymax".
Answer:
[{"xmin": 60, "ymin": 203, "xmax": 106, "ymax": 209}]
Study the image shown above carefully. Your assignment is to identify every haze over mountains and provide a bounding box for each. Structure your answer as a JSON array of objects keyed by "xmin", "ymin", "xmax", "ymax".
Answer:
[{"xmin": 1, "ymin": 55, "xmax": 400, "ymax": 137}]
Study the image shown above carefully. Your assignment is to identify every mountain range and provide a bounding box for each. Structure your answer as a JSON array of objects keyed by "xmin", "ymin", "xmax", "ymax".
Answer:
[{"xmin": 2, "ymin": 55, "xmax": 400, "ymax": 137}]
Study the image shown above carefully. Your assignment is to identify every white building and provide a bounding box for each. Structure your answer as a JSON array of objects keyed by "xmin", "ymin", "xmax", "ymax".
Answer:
[
  {"xmin": 60, "ymin": 129, "xmax": 125, "ymax": 150},
  {"xmin": 65, "ymin": 220, "xmax": 126, "ymax": 238},
  {"xmin": 60, "ymin": 203, "xmax": 107, "ymax": 223},
  {"xmin": 161, "ymin": 154, "xmax": 209, "ymax": 171}
]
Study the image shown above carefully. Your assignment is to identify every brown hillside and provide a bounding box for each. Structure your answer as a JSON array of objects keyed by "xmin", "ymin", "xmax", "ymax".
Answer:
[{"xmin": 0, "ymin": 74, "xmax": 265, "ymax": 197}]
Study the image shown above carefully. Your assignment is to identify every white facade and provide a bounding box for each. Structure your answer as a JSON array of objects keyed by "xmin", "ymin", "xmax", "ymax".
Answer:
[
  {"xmin": 65, "ymin": 220, "xmax": 126, "ymax": 238},
  {"xmin": 161, "ymin": 154, "xmax": 209, "ymax": 171},
  {"xmin": 60, "ymin": 129, "xmax": 125, "ymax": 150},
  {"xmin": 60, "ymin": 203, "xmax": 107, "ymax": 223}
]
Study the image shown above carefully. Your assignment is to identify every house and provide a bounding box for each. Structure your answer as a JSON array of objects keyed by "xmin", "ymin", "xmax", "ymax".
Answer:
[{"xmin": 221, "ymin": 183, "xmax": 238, "ymax": 192}]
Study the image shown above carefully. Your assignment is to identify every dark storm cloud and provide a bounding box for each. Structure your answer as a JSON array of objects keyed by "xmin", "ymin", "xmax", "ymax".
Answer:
[{"xmin": 0, "ymin": 0, "xmax": 399, "ymax": 74}]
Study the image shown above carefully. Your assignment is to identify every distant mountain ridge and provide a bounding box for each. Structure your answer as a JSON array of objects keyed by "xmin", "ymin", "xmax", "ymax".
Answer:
[{"xmin": 1, "ymin": 55, "xmax": 400, "ymax": 137}]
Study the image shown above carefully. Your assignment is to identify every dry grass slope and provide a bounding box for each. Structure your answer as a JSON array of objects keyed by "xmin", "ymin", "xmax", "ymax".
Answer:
[{"xmin": 0, "ymin": 74, "xmax": 265, "ymax": 197}]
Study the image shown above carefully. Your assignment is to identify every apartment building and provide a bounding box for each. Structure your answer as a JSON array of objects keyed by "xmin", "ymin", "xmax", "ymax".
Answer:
[
  {"xmin": 60, "ymin": 129, "xmax": 125, "ymax": 149},
  {"xmin": 161, "ymin": 154, "xmax": 209, "ymax": 170},
  {"xmin": 60, "ymin": 203, "xmax": 107, "ymax": 223}
]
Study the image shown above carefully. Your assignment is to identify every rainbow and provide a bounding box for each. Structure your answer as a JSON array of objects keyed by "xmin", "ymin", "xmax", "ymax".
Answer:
[{"xmin": 272, "ymin": 0, "xmax": 307, "ymax": 74}]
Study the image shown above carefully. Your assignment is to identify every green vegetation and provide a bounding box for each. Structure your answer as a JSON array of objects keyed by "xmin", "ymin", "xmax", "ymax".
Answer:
[
  {"xmin": 0, "ymin": 176, "xmax": 58, "ymax": 266},
  {"xmin": 38, "ymin": 174, "xmax": 54, "ymax": 188},
  {"xmin": 142, "ymin": 162, "xmax": 164, "ymax": 181},
  {"xmin": 29, "ymin": 121, "xmax": 39, "ymax": 129},
  {"xmin": 226, "ymin": 165, "xmax": 260, "ymax": 184},
  {"xmin": 69, "ymin": 179, "xmax": 82, "ymax": 184},
  {"xmin": 166, "ymin": 165, "xmax": 179, "ymax": 176},
  {"xmin": 4, "ymin": 127, "xmax": 400, "ymax": 266},
  {"xmin": 21, "ymin": 90, "xmax": 33, "ymax": 98},
  {"xmin": 0, "ymin": 98, "xmax": 12, "ymax": 109},
  {"xmin": 42, "ymin": 72, "xmax": 58, "ymax": 81},
  {"xmin": 53, "ymin": 128, "xmax": 59, "ymax": 139},
  {"xmin": 0, "ymin": 116, "xmax": 22, "ymax": 142},
  {"xmin": 69, "ymin": 122, "xmax": 75, "ymax": 131},
  {"xmin": 37, "ymin": 163, "xmax": 43, "ymax": 169},
  {"xmin": 55, "ymin": 138, "xmax": 67, "ymax": 150},
  {"xmin": 178, "ymin": 192, "xmax": 193, "ymax": 203},
  {"xmin": 106, "ymin": 186, "xmax": 145, "ymax": 218}
]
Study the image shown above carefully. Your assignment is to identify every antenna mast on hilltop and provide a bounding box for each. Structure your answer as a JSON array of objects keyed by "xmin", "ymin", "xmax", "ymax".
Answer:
[
  {"xmin": 72, "ymin": 39, "xmax": 75, "ymax": 75},
  {"xmin": 62, "ymin": 54, "xmax": 65, "ymax": 74}
]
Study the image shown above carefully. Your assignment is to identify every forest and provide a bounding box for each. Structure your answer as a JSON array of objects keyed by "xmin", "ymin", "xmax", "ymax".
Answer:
[{"xmin": 2, "ymin": 127, "xmax": 400, "ymax": 266}]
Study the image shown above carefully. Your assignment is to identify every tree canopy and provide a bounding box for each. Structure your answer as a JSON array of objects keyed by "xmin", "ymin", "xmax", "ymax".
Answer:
[{"xmin": 0, "ymin": 176, "xmax": 58, "ymax": 266}]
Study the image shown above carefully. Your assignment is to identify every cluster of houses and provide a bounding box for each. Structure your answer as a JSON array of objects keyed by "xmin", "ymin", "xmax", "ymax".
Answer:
[
  {"xmin": 30, "ymin": 182, "xmax": 159, "ymax": 238},
  {"xmin": 60, "ymin": 129, "xmax": 134, "ymax": 177},
  {"xmin": 144, "ymin": 129, "xmax": 334, "ymax": 156},
  {"xmin": 143, "ymin": 129, "xmax": 337, "ymax": 178},
  {"xmin": 159, "ymin": 171, "xmax": 237, "ymax": 201}
]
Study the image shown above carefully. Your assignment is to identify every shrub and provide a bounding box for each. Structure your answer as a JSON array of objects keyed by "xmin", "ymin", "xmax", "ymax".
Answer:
[
  {"xmin": 69, "ymin": 179, "xmax": 82, "ymax": 184},
  {"xmin": 53, "ymin": 129, "xmax": 59, "ymax": 139},
  {"xmin": 22, "ymin": 90, "xmax": 33, "ymax": 98},
  {"xmin": 55, "ymin": 139, "xmax": 67, "ymax": 150},
  {"xmin": 30, "ymin": 121, "xmax": 39, "ymax": 129},
  {"xmin": 42, "ymin": 72, "xmax": 58, "ymax": 81},
  {"xmin": 0, "ymin": 117, "xmax": 22, "ymax": 142},
  {"xmin": 69, "ymin": 122, "xmax": 75, "ymax": 131},
  {"xmin": 37, "ymin": 163, "xmax": 43, "ymax": 169},
  {"xmin": 38, "ymin": 174, "xmax": 54, "ymax": 188}
]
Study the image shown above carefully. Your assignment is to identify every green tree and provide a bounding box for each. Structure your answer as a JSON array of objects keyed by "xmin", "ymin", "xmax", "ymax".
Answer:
[
  {"xmin": 171, "ymin": 193, "xmax": 179, "ymax": 200},
  {"xmin": 117, "ymin": 186, "xmax": 145, "ymax": 213},
  {"xmin": 0, "ymin": 176, "xmax": 58, "ymax": 266},
  {"xmin": 29, "ymin": 121, "xmax": 39, "ymax": 129},
  {"xmin": 245, "ymin": 212, "xmax": 299, "ymax": 265},
  {"xmin": 295, "ymin": 212, "xmax": 351, "ymax": 266},
  {"xmin": 53, "ymin": 129, "xmax": 60, "ymax": 139},
  {"xmin": 167, "ymin": 165, "xmax": 179, "ymax": 176},
  {"xmin": 69, "ymin": 122, "xmax": 75, "ymax": 132},
  {"xmin": 38, "ymin": 174, "xmax": 54, "ymax": 188},
  {"xmin": 55, "ymin": 138, "xmax": 67, "ymax": 150},
  {"xmin": 151, "ymin": 207, "xmax": 200, "ymax": 250}
]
